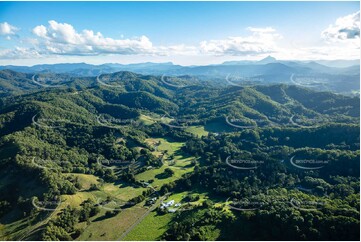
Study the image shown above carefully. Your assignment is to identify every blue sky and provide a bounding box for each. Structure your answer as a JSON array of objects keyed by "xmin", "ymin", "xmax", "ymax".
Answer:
[{"xmin": 0, "ymin": 1, "xmax": 359, "ymax": 65}]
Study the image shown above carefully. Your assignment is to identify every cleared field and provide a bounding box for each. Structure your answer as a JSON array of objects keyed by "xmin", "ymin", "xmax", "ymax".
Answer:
[
  {"xmin": 58, "ymin": 174, "xmax": 151, "ymax": 240},
  {"xmin": 164, "ymin": 191, "xmax": 209, "ymax": 207},
  {"xmin": 136, "ymin": 163, "xmax": 193, "ymax": 188},
  {"xmin": 31, "ymin": 137, "xmax": 197, "ymax": 241},
  {"xmin": 69, "ymin": 173, "xmax": 100, "ymax": 190},
  {"xmin": 123, "ymin": 191, "xmax": 210, "ymax": 241},
  {"xmin": 61, "ymin": 174, "xmax": 147, "ymax": 205},
  {"xmin": 2, "ymin": 137, "xmax": 196, "ymax": 241},
  {"xmin": 120, "ymin": 138, "xmax": 199, "ymax": 240},
  {"xmin": 137, "ymin": 138, "xmax": 195, "ymax": 187},
  {"xmin": 145, "ymin": 137, "xmax": 183, "ymax": 155},
  {"xmin": 138, "ymin": 114, "xmax": 157, "ymax": 125},
  {"xmin": 102, "ymin": 183, "xmax": 147, "ymax": 201},
  {"xmin": 185, "ymin": 125, "xmax": 209, "ymax": 137},
  {"xmin": 77, "ymin": 205, "xmax": 148, "ymax": 241},
  {"xmin": 0, "ymin": 170, "xmax": 52, "ymax": 241},
  {"xmin": 123, "ymin": 211, "xmax": 174, "ymax": 241},
  {"xmin": 0, "ymin": 217, "xmax": 34, "ymax": 240}
]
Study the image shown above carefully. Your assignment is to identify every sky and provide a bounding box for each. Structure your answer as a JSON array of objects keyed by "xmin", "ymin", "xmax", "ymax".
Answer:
[{"xmin": 0, "ymin": 1, "xmax": 359, "ymax": 66}]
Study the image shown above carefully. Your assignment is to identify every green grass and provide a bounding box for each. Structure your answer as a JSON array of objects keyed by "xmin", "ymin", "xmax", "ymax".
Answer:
[
  {"xmin": 62, "ymin": 137, "xmax": 197, "ymax": 241},
  {"xmin": 123, "ymin": 191, "xmax": 213, "ymax": 241},
  {"xmin": 164, "ymin": 191, "xmax": 209, "ymax": 207},
  {"xmin": 0, "ymin": 167, "xmax": 49, "ymax": 241},
  {"xmin": 0, "ymin": 217, "xmax": 31, "ymax": 240},
  {"xmin": 146, "ymin": 137, "xmax": 183, "ymax": 155},
  {"xmin": 135, "ymin": 161, "xmax": 193, "ymax": 188},
  {"xmin": 0, "ymin": 206, "xmax": 59, "ymax": 241},
  {"xmin": 77, "ymin": 205, "xmax": 148, "ymax": 241},
  {"xmin": 123, "ymin": 211, "xmax": 174, "ymax": 241},
  {"xmin": 138, "ymin": 114, "xmax": 157, "ymax": 125},
  {"xmin": 0, "ymin": 136, "xmax": 196, "ymax": 241},
  {"xmin": 58, "ymin": 175, "xmax": 150, "ymax": 241},
  {"xmin": 137, "ymin": 137, "xmax": 195, "ymax": 187},
  {"xmin": 103, "ymin": 183, "xmax": 147, "ymax": 201},
  {"xmin": 185, "ymin": 125, "xmax": 209, "ymax": 137},
  {"xmin": 67, "ymin": 173, "xmax": 99, "ymax": 190}
]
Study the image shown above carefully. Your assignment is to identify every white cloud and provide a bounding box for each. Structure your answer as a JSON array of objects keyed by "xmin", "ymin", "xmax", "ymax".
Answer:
[
  {"xmin": 32, "ymin": 25, "xmax": 47, "ymax": 38},
  {"xmin": 322, "ymin": 11, "xmax": 360, "ymax": 43},
  {"xmin": 272, "ymin": 45, "xmax": 359, "ymax": 61},
  {"xmin": 31, "ymin": 20, "xmax": 154, "ymax": 55},
  {"xmin": 24, "ymin": 22, "xmax": 285, "ymax": 59},
  {"xmin": 0, "ymin": 22, "xmax": 19, "ymax": 36},
  {"xmin": 0, "ymin": 47, "xmax": 41, "ymax": 59},
  {"xmin": 246, "ymin": 27, "xmax": 276, "ymax": 33},
  {"xmin": 155, "ymin": 44, "xmax": 198, "ymax": 56},
  {"xmin": 200, "ymin": 27, "xmax": 282, "ymax": 56},
  {"xmin": 0, "ymin": 18, "xmax": 359, "ymax": 63}
]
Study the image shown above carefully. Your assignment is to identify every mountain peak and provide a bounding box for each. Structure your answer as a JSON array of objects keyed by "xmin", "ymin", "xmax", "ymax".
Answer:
[{"xmin": 258, "ymin": 55, "xmax": 277, "ymax": 64}]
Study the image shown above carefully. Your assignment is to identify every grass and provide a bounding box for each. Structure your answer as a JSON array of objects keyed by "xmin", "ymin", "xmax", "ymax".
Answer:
[
  {"xmin": 123, "ymin": 191, "xmax": 212, "ymax": 241},
  {"xmin": 164, "ymin": 191, "xmax": 209, "ymax": 207},
  {"xmin": 136, "ymin": 164, "xmax": 192, "ymax": 188},
  {"xmin": 0, "ymin": 167, "xmax": 49, "ymax": 241},
  {"xmin": 138, "ymin": 114, "xmax": 157, "ymax": 125},
  {"xmin": 0, "ymin": 217, "xmax": 31, "ymax": 240},
  {"xmin": 63, "ymin": 173, "xmax": 147, "ymax": 202},
  {"xmin": 58, "ymin": 174, "xmax": 151, "ymax": 241},
  {"xmin": 137, "ymin": 137, "xmax": 195, "ymax": 187},
  {"xmin": 0, "ymin": 135, "xmax": 197, "ymax": 241},
  {"xmin": 122, "ymin": 211, "xmax": 174, "ymax": 241},
  {"xmin": 76, "ymin": 205, "xmax": 148, "ymax": 241},
  {"xmin": 68, "ymin": 173, "xmax": 99, "ymax": 190},
  {"xmin": 59, "ymin": 177, "xmax": 231, "ymax": 241},
  {"xmin": 185, "ymin": 125, "xmax": 209, "ymax": 137},
  {"xmin": 0, "ymin": 205, "xmax": 59, "ymax": 241},
  {"xmin": 55, "ymin": 137, "xmax": 196, "ymax": 241},
  {"xmin": 120, "ymin": 138, "xmax": 201, "ymax": 240},
  {"xmin": 145, "ymin": 137, "xmax": 183, "ymax": 155}
]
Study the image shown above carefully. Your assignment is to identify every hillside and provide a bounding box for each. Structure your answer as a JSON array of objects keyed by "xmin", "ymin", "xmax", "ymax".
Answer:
[
  {"xmin": 0, "ymin": 57, "xmax": 359, "ymax": 95},
  {"xmin": 0, "ymin": 70, "xmax": 359, "ymax": 240}
]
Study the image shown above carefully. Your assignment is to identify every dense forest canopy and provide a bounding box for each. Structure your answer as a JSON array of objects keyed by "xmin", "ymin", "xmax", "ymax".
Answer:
[{"xmin": 0, "ymin": 70, "xmax": 359, "ymax": 240}]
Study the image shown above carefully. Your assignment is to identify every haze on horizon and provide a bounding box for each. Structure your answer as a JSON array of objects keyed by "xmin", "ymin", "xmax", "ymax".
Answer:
[{"xmin": 0, "ymin": 1, "xmax": 359, "ymax": 66}]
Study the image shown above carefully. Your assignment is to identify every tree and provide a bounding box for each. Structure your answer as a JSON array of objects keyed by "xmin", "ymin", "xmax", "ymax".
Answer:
[{"xmin": 164, "ymin": 168, "xmax": 174, "ymax": 177}]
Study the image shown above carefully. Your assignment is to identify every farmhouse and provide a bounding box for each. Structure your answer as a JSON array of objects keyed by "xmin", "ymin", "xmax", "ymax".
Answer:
[{"xmin": 160, "ymin": 200, "xmax": 175, "ymax": 209}]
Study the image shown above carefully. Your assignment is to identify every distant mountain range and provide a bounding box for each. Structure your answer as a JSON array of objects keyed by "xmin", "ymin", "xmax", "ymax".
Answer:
[
  {"xmin": 0, "ymin": 56, "xmax": 359, "ymax": 95},
  {"xmin": 0, "ymin": 56, "xmax": 359, "ymax": 76},
  {"xmin": 0, "ymin": 62, "xmax": 183, "ymax": 76}
]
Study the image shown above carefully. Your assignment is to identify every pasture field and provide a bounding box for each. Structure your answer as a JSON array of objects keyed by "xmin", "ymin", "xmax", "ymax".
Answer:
[
  {"xmin": 137, "ymin": 138, "xmax": 195, "ymax": 187},
  {"xmin": 122, "ymin": 211, "xmax": 174, "ymax": 241},
  {"xmin": 185, "ymin": 125, "xmax": 209, "ymax": 137}
]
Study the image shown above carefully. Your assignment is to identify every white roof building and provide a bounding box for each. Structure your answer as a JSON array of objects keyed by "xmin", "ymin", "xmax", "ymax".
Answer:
[{"xmin": 161, "ymin": 200, "xmax": 175, "ymax": 208}]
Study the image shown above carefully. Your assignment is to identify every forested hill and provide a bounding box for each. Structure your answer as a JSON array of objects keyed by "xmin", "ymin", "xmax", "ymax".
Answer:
[{"xmin": 0, "ymin": 70, "xmax": 359, "ymax": 240}]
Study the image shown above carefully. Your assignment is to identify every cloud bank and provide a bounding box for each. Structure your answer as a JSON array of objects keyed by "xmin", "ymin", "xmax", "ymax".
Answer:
[
  {"xmin": 0, "ymin": 22, "xmax": 19, "ymax": 40},
  {"xmin": 322, "ymin": 11, "xmax": 360, "ymax": 42},
  {"xmin": 32, "ymin": 20, "xmax": 153, "ymax": 55},
  {"xmin": 0, "ymin": 12, "xmax": 359, "ymax": 63},
  {"xmin": 200, "ymin": 27, "xmax": 281, "ymax": 56}
]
